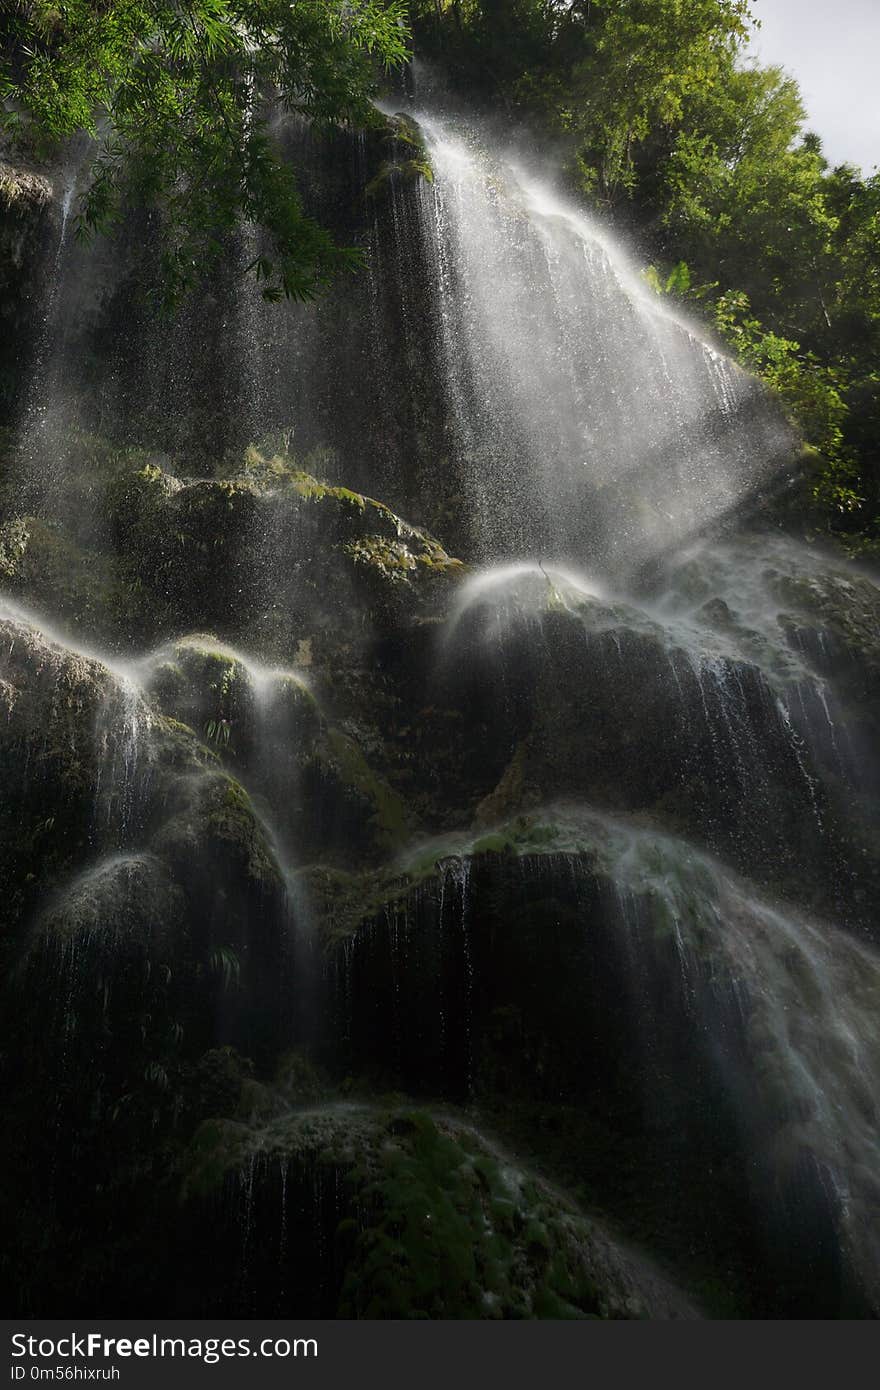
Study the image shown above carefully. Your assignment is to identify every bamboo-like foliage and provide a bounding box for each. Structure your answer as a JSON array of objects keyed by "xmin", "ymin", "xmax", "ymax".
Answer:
[{"xmin": 1, "ymin": 1, "xmax": 410, "ymax": 303}]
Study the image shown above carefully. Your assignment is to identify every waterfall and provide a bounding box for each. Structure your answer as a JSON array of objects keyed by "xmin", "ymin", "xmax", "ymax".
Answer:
[
  {"xmin": 412, "ymin": 111, "xmax": 793, "ymax": 575},
  {"xmin": 2, "ymin": 86, "xmax": 879, "ymax": 1319}
]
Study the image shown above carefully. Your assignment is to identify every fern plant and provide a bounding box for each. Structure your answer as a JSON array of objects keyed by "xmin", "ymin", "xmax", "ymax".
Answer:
[
  {"xmin": 205, "ymin": 717, "xmax": 232, "ymax": 747},
  {"xmin": 209, "ymin": 945, "xmax": 241, "ymax": 993}
]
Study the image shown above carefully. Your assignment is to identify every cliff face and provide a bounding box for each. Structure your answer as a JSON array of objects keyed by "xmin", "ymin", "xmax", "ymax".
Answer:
[
  {"xmin": 1, "ymin": 110, "xmax": 879, "ymax": 1319},
  {"xmin": 0, "ymin": 161, "xmax": 55, "ymax": 422},
  {"xmin": 0, "ymin": 117, "xmax": 452, "ymax": 521}
]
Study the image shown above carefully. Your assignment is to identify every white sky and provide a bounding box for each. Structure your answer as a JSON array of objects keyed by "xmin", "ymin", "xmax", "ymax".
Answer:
[{"xmin": 745, "ymin": 0, "xmax": 880, "ymax": 172}]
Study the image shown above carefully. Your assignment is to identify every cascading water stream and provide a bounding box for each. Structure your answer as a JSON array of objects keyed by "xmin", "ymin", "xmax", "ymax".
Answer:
[
  {"xmin": 3, "ymin": 81, "xmax": 880, "ymax": 1318},
  {"xmin": 12, "ymin": 158, "xmax": 81, "ymax": 511},
  {"xmin": 409, "ymin": 109, "xmax": 793, "ymax": 574},
  {"xmin": 237, "ymin": 69, "xmax": 271, "ymax": 444},
  {"xmin": 0, "ymin": 596, "xmax": 314, "ymax": 925},
  {"xmin": 329, "ymin": 805, "xmax": 880, "ymax": 1308},
  {"xmin": 439, "ymin": 540, "xmax": 861, "ymax": 823}
]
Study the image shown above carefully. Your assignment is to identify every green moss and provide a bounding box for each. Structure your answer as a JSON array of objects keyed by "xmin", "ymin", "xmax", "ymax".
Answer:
[
  {"xmin": 295, "ymin": 862, "xmax": 394, "ymax": 943},
  {"xmin": 338, "ymin": 1110, "xmax": 602, "ymax": 1319},
  {"xmin": 1, "ymin": 435, "xmax": 463, "ymax": 666},
  {"xmin": 365, "ymin": 157, "xmax": 433, "ymax": 200},
  {"xmin": 380, "ymin": 113, "xmax": 433, "ymax": 162},
  {"xmin": 363, "ymin": 114, "xmax": 434, "ymax": 199},
  {"xmin": 206, "ymin": 777, "xmax": 278, "ymax": 882},
  {"xmin": 344, "ymin": 532, "xmax": 463, "ymax": 585},
  {"xmin": 273, "ymin": 1050, "xmax": 328, "ymax": 1105},
  {"xmin": 470, "ymin": 832, "xmax": 513, "ymax": 856},
  {"xmin": 0, "ymin": 516, "xmax": 143, "ymax": 639},
  {"xmin": 172, "ymin": 1095, "xmax": 693, "ymax": 1317},
  {"xmin": 290, "ymin": 469, "xmax": 367, "ymax": 510},
  {"xmin": 169, "ymin": 640, "xmax": 247, "ymax": 728},
  {"xmin": 325, "ymin": 727, "xmax": 409, "ymax": 853},
  {"xmin": 344, "ymin": 534, "xmax": 417, "ymax": 580},
  {"xmin": 305, "ymin": 810, "xmax": 601, "ymax": 948},
  {"xmin": 180, "ymin": 1118, "xmax": 255, "ymax": 1202}
]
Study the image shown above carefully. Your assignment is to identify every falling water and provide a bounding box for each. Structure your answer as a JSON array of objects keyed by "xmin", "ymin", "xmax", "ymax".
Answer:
[
  {"xmin": 412, "ymin": 111, "xmax": 793, "ymax": 574},
  {"xmin": 13, "ymin": 160, "xmax": 80, "ymax": 510},
  {"xmin": 0, "ymin": 595, "xmax": 157, "ymax": 845},
  {"xmin": 592, "ymin": 819, "xmax": 880, "ymax": 1304},
  {"xmin": 237, "ymin": 70, "xmax": 270, "ymax": 443},
  {"xmin": 330, "ymin": 806, "xmax": 880, "ymax": 1308},
  {"xmin": 440, "ymin": 533, "xmax": 869, "ymax": 826},
  {"xmin": 3, "ymin": 83, "xmax": 879, "ymax": 1320}
]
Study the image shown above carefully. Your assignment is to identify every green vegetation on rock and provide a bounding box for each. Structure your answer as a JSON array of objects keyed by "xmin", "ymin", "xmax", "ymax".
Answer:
[{"xmin": 2, "ymin": 0, "xmax": 410, "ymax": 304}]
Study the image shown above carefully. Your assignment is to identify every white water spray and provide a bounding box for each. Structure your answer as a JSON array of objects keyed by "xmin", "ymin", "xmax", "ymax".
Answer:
[{"xmin": 412, "ymin": 111, "xmax": 792, "ymax": 573}]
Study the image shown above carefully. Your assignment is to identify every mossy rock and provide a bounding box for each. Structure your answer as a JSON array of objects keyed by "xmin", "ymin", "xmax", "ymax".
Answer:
[
  {"xmin": 317, "ymin": 804, "xmax": 880, "ymax": 1316},
  {"xmin": 365, "ymin": 157, "xmax": 433, "ymax": 200},
  {"xmin": 318, "ymin": 727, "xmax": 409, "ymax": 855},
  {"xmin": 0, "ymin": 161, "xmax": 56, "ymax": 418},
  {"xmin": 0, "ymin": 161, "xmax": 53, "ymax": 215},
  {"xmin": 1, "ymin": 435, "xmax": 463, "ymax": 660},
  {"xmin": 97, "ymin": 444, "xmax": 461, "ymax": 648},
  {"xmin": 0, "ymin": 607, "xmax": 145, "ymax": 949},
  {"xmin": 151, "ymin": 771, "xmax": 282, "ymax": 892},
  {"xmin": 364, "ymin": 113, "xmax": 434, "ymax": 199},
  {"xmin": 773, "ymin": 563, "xmax": 880, "ymax": 693},
  {"xmin": 176, "ymin": 1102, "xmax": 697, "ymax": 1318},
  {"xmin": 15, "ymin": 852, "xmax": 190, "ymax": 1112},
  {"xmin": 0, "ymin": 606, "xmax": 289, "ymax": 1033},
  {"xmin": 0, "ymin": 516, "xmax": 142, "ymax": 644}
]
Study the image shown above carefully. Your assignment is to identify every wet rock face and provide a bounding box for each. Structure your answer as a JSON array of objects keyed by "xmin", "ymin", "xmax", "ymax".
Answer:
[
  {"xmin": 1, "ymin": 136, "xmax": 880, "ymax": 1319},
  {"xmin": 16, "ymin": 853, "xmax": 190, "ymax": 1150},
  {"xmin": 4, "ymin": 91, "xmax": 880, "ymax": 1323},
  {"xmin": 322, "ymin": 822, "xmax": 880, "ymax": 1317},
  {"xmin": 0, "ymin": 161, "xmax": 55, "ymax": 420},
  {"xmin": 0, "ymin": 607, "xmax": 298, "ymax": 1094},
  {"xmin": 0, "ymin": 609, "xmax": 281, "ymax": 922},
  {"xmin": 0, "ymin": 610, "xmax": 127, "ymax": 953},
  {"xmin": 174, "ymin": 1105, "xmax": 697, "ymax": 1320},
  {"xmin": 325, "ymin": 847, "xmax": 753, "ymax": 1293},
  {"xmin": 19, "ymin": 446, "xmax": 464, "ymax": 656},
  {"xmin": 773, "ymin": 564, "xmax": 880, "ymax": 762},
  {"xmin": 0, "ymin": 603, "xmax": 314, "ymax": 1315},
  {"xmin": 1, "ymin": 424, "xmax": 879, "ymax": 1318},
  {"xmin": 0, "ymin": 119, "xmax": 451, "ymax": 520},
  {"xmin": 433, "ymin": 550, "xmax": 880, "ymax": 934}
]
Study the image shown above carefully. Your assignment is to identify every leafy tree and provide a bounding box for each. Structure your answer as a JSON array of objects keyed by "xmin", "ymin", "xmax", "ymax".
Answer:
[
  {"xmin": 711, "ymin": 289, "xmax": 861, "ymax": 517},
  {"xmin": 561, "ymin": 0, "xmax": 752, "ymax": 205},
  {"xmin": 1, "ymin": 1, "xmax": 410, "ymax": 303},
  {"xmin": 655, "ymin": 66, "xmax": 837, "ymax": 331}
]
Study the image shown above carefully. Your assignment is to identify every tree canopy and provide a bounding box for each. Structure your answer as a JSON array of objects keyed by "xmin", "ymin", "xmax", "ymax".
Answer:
[{"xmin": 1, "ymin": 1, "xmax": 409, "ymax": 302}]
